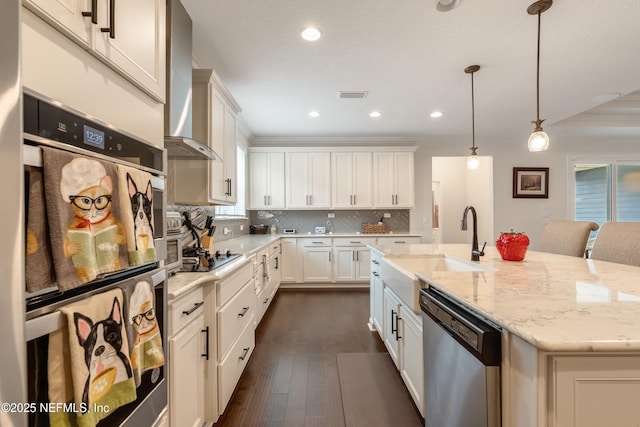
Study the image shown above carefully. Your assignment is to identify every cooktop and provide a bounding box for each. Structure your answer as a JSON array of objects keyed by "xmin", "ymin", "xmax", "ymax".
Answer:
[{"xmin": 180, "ymin": 252, "xmax": 242, "ymax": 272}]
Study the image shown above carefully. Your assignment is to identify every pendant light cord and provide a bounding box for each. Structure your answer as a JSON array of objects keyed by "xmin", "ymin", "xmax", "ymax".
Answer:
[
  {"xmin": 536, "ymin": 11, "xmax": 541, "ymax": 122},
  {"xmin": 471, "ymin": 71, "xmax": 476, "ymax": 149}
]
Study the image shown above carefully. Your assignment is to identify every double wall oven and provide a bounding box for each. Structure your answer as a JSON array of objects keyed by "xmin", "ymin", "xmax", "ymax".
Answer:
[{"xmin": 23, "ymin": 90, "xmax": 168, "ymax": 427}]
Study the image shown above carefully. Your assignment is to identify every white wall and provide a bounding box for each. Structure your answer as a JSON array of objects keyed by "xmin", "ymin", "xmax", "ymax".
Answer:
[{"xmin": 412, "ymin": 140, "xmax": 640, "ymax": 251}]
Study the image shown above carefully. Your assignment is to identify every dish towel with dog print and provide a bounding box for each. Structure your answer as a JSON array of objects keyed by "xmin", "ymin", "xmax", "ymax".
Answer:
[
  {"xmin": 120, "ymin": 273, "xmax": 165, "ymax": 386},
  {"xmin": 115, "ymin": 164, "xmax": 157, "ymax": 266},
  {"xmin": 48, "ymin": 289, "xmax": 137, "ymax": 427},
  {"xmin": 42, "ymin": 147, "xmax": 129, "ymax": 291}
]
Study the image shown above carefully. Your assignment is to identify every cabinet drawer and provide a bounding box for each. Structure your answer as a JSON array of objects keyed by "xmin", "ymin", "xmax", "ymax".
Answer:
[
  {"xmin": 217, "ymin": 260, "xmax": 254, "ymax": 308},
  {"xmin": 300, "ymin": 238, "xmax": 332, "ymax": 247},
  {"xmin": 217, "ymin": 279, "xmax": 256, "ymax": 360},
  {"xmin": 169, "ymin": 286, "xmax": 205, "ymax": 336},
  {"xmin": 218, "ymin": 317, "xmax": 255, "ymax": 412},
  {"xmin": 333, "ymin": 237, "xmax": 376, "ymax": 247}
]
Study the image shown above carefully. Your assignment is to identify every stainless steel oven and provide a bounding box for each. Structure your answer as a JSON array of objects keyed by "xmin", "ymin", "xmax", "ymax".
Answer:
[{"xmin": 23, "ymin": 90, "xmax": 168, "ymax": 427}]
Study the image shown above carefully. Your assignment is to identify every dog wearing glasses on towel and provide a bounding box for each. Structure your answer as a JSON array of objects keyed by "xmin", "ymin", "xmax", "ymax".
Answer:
[
  {"xmin": 74, "ymin": 297, "xmax": 133, "ymax": 406},
  {"xmin": 126, "ymin": 173, "xmax": 154, "ymax": 252}
]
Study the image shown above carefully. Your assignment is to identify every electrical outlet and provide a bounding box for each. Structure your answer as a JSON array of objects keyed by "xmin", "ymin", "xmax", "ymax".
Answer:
[
  {"xmin": 239, "ymin": 225, "xmax": 244, "ymax": 231},
  {"xmin": 223, "ymin": 227, "xmax": 230, "ymax": 235},
  {"xmin": 328, "ymin": 213, "xmax": 335, "ymax": 218},
  {"xmin": 384, "ymin": 213, "xmax": 391, "ymax": 218}
]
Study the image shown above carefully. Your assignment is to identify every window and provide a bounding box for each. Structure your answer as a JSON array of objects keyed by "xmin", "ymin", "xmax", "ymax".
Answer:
[
  {"xmin": 573, "ymin": 159, "xmax": 640, "ymax": 247},
  {"xmin": 215, "ymin": 146, "xmax": 247, "ymax": 218}
]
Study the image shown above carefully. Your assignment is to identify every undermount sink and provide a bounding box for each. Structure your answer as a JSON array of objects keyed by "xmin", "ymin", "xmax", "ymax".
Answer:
[{"xmin": 380, "ymin": 254, "xmax": 493, "ymax": 313}]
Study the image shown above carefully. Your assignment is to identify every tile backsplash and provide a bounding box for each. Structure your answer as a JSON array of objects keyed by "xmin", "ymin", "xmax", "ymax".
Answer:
[
  {"xmin": 249, "ymin": 209, "xmax": 410, "ymax": 235},
  {"xmin": 168, "ymin": 205, "xmax": 410, "ymax": 248}
]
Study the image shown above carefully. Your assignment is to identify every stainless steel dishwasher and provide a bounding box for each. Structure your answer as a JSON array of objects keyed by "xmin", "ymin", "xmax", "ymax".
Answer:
[{"xmin": 419, "ymin": 286, "xmax": 501, "ymax": 427}]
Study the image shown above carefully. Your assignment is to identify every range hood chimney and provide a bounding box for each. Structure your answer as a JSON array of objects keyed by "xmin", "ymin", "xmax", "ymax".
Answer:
[{"xmin": 164, "ymin": 0, "xmax": 220, "ymax": 161}]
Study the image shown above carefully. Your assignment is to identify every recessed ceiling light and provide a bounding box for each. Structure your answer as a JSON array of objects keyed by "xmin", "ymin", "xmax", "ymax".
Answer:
[
  {"xmin": 369, "ymin": 111, "xmax": 382, "ymax": 118},
  {"xmin": 308, "ymin": 111, "xmax": 320, "ymax": 118},
  {"xmin": 430, "ymin": 111, "xmax": 443, "ymax": 118},
  {"xmin": 301, "ymin": 27, "xmax": 322, "ymax": 41}
]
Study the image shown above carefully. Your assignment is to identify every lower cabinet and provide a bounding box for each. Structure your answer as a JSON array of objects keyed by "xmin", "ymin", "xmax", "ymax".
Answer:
[
  {"xmin": 382, "ymin": 285, "xmax": 424, "ymax": 417},
  {"xmin": 332, "ymin": 237, "xmax": 375, "ymax": 282},
  {"xmin": 168, "ymin": 285, "xmax": 208, "ymax": 427},
  {"xmin": 280, "ymin": 237, "xmax": 299, "ymax": 283},
  {"xmin": 301, "ymin": 239, "xmax": 333, "ymax": 282}
]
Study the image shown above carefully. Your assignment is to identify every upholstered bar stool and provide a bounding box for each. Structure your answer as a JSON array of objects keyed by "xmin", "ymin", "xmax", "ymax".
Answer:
[
  {"xmin": 538, "ymin": 220, "xmax": 599, "ymax": 257},
  {"xmin": 590, "ymin": 222, "xmax": 640, "ymax": 266}
]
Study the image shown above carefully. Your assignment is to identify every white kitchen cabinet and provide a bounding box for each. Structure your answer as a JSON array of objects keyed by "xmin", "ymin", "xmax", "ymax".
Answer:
[
  {"xmin": 168, "ymin": 286, "xmax": 208, "ymax": 427},
  {"xmin": 248, "ymin": 151, "xmax": 285, "ymax": 209},
  {"xmin": 23, "ymin": 0, "xmax": 166, "ymax": 101},
  {"xmin": 331, "ymin": 152, "xmax": 372, "ymax": 208},
  {"xmin": 174, "ymin": 69, "xmax": 239, "ymax": 205},
  {"xmin": 373, "ymin": 151, "xmax": 414, "ymax": 208},
  {"xmin": 369, "ymin": 250, "xmax": 384, "ymax": 334},
  {"xmin": 286, "ymin": 152, "xmax": 331, "ymax": 209},
  {"xmin": 280, "ymin": 238, "xmax": 299, "ymax": 283},
  {"xmin": 300, "ymin": 238, "xmax": 333, "ymax": 282},
  {"xmin": 332, "ymin": 237, "xmax": 375, "ymax": 282},
  {"xmin": 399, "ymin": 305, "xmax": 424, "ymax": 417},
  {"xmin": 383, "ymin": 286, "xmax": 402, "ymax": 367}
]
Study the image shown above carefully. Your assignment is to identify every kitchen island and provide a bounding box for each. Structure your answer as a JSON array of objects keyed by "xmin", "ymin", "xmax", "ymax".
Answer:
[{"xmin": 374, "ymin": 243, "xmax": 640, "ymax": 427}]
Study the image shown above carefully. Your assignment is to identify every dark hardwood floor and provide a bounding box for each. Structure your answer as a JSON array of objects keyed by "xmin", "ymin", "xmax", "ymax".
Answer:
[{"xmin": 214, "ymin": 288, "xmax": 397, "ymax": 427}]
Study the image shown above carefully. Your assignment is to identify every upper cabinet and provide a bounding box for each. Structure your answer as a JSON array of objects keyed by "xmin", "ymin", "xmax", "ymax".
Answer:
[
  {"xmin": 286, "ymin": 152, "xmax": 331, "ymax": 209},
  {"xmin": 23, "ymin": 0, "xmax": 166, "ymax": 102},
  {"xmin": 373, "ymin": 151, "xmax": 415, "ymax": 208},
  {"xmin": 247, "ymin": 147, "xmax": 415, "ymax": 210},
  {"xmin": 332, "ymin": 152, "xmax": 372, "ymax": 209},
  {"xmin": 173, "ymin": 69, "xmax": 241, "ymax": 205},
  {"xmin": 248, "ymin": 152, "xmax": 285, "ymax": 209}
]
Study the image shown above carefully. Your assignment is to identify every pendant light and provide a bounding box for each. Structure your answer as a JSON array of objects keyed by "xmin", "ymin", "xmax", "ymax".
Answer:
[
  {"xmin": 465, "ymin": 65, "xmax": 480, "ymax": 170},
  {"xmin": 527, "ymin": 0, "xmax": 553, "ymax": 152}
]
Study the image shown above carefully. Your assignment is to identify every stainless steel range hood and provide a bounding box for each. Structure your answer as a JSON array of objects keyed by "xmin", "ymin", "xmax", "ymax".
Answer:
[{"xmin": 164, "ymin": 0, "xmax": 220, "ymax": 161}]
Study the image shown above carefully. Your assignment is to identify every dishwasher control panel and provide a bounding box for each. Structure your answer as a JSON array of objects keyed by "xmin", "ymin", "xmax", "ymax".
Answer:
[{"xmin": 420, "ymin": 287, "xmax": 501, "ymax": 365}]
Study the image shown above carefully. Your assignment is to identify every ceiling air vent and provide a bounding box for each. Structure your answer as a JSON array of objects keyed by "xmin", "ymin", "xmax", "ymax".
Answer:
[{"xmin": 338, "ymin": 91, "xmax": 368, "ymax": 99}]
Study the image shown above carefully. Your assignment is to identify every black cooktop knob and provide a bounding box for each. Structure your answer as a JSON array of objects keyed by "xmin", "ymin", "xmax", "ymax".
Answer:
[
  {"xmin": 226, "ymin": 249, "xmax": 232, "ymax": 257},
  {"xmin": 215, "ymin": 250, "xmax": 221, "ymax": 259}
]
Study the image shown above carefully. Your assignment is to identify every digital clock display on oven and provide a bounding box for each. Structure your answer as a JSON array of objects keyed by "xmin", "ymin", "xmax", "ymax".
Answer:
[{"xmin": 83, "ymin": 124, "xmax": 105, "ymax": 149}]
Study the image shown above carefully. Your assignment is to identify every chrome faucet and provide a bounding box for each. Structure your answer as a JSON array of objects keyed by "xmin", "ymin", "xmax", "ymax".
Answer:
[{"xmin": 461, "ymin": 205, "xmax": 486, "ymax": 261}]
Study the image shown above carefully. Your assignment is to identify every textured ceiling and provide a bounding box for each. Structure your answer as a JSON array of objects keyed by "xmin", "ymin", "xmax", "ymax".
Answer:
[{"xmin": 181, "ymin": 0, "xmax": 640, "ymax": 144}]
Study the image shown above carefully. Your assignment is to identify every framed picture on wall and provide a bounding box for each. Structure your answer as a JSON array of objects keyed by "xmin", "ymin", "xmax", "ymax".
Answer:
[{"xmin": 513, "ymin": 167, "xmax": 549, "ymax": 198}]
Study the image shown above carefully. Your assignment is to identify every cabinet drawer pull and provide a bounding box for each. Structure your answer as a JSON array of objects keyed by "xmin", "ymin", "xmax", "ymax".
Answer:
[
  {"xmin": 268, "ymin": 195, "xmax": 271, "ymax": 205},
  {"xmin": 239, "ymin": 347, "xmax": 250, "ymax": 361},
  {"xmin": 238, "ymin": 306, "xmax": 250, "ymax": 317},
  {"xmin": 372, "ymin": 271, "xmax": 380, "ymax": 277},
  {"xmin": 182, "ymin": 301, "xmax": 204, "ymax": 316},
  {"xmin": 100, "ymin": 0, "xmax": 115, "ymax": 38},
  {"xmin": 312, "ymin": 241, "xmax": 324, "ymax": 244},
  {"xmin": 394, "ymin": 241, "xmax": 406, "ymax": 244},
  {"xmin": 263, "ymin": 297, "xmax": 270, "ymax": 304},
  {"xmin": 264, "ymin": 195, "xmax": 267, "ymax": 205},
  {"xmin": 202, "ymin": 326, "xmax": 210, "ymax": 360},
  {"xmin": 275, "ymin": 256, "xmax": 279, "ymax": 269},
  {"xmin": 350, "ymin": 241, "xmax": 362, "ymax": 244},
  {"xmin": 372, "ymin": 260, "xmax": 380, "ymax": 265},
  {"xmin": 81, "ymin": 0, "xmax": 98, "ymax": 24}
]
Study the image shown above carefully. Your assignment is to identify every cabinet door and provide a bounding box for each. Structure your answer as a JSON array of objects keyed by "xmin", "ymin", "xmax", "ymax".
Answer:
[
  {"xmin": 302, "ymin": 247, "xmax": 332, "ymax": 282},
  {"xmin": 286, "ymin": 153, "xmax": 309, "ymax": 208},
  {"xmin": 93, "ymin": 0, "xmax": 165, "ymax": 101},
  {"xmin": 373, "ymin": 152, "xmax": 395, "ymax": 208},
  {"xmin": 333, "ymin": 247, "xmax": 356, "ymax": 282},
  {"xmin": 223, "ymin": 107, "xmax": 237, "ymax": 203},
  {"xmin": 399, "ymin": 305, "xmax": 424, "ymax": 417},
  {"xmin": 267, "ymin": 153, "xmax": 286, "ymax": 209},
  {"xmin": 269, "ymin": 254, "xmax": 281, "ymax": 289},
  {"xmin": 355, "ymin": 247, "xmax": 371, "ymax": 281},
  {"xmin": 208, "ymin": 91, "xmax": 228, "ymax": 203},
  {"xmin": 23, "ymin": 0, "xmax": 93, "ymax": 47},
  {"xmin": 308, "ymin": 152, "xmax": 331, "ymax": 208},
  {"xmin": 371, "ymin": 259, "xmax": 384, "ymax": 335},
  {"xmin": 383, "ymin": 287, "xmax": 401, "ymax": 367},
  {"xmin": 280, "ymin": 238, "xmax": 298, "ymax": 282},
  {"xmin": 170, "ymin": 313, "xmax": 206, "ymax": 427},
  {"xmin": 394, "ymin": 152, "xmax": 414, "ymax": 208},
  {"xmin": 352, "ymin": 152, "xmax": 373, "ymax": 208},
  {"xmin": 331, "ymin": 153, "xmax": 354, "ymax": 208},
  {"xmin": 248, "ymin": 152, "xmax": 269, "ymax": 209},
  {"xmin": 553, "ymin": 356, "xmax": 640, "ymax": 427}
]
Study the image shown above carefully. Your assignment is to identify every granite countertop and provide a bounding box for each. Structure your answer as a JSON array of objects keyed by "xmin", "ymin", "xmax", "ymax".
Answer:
[{"xmin": 374, "ymin": 243, "xmax": 640, "ymax": 352}]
